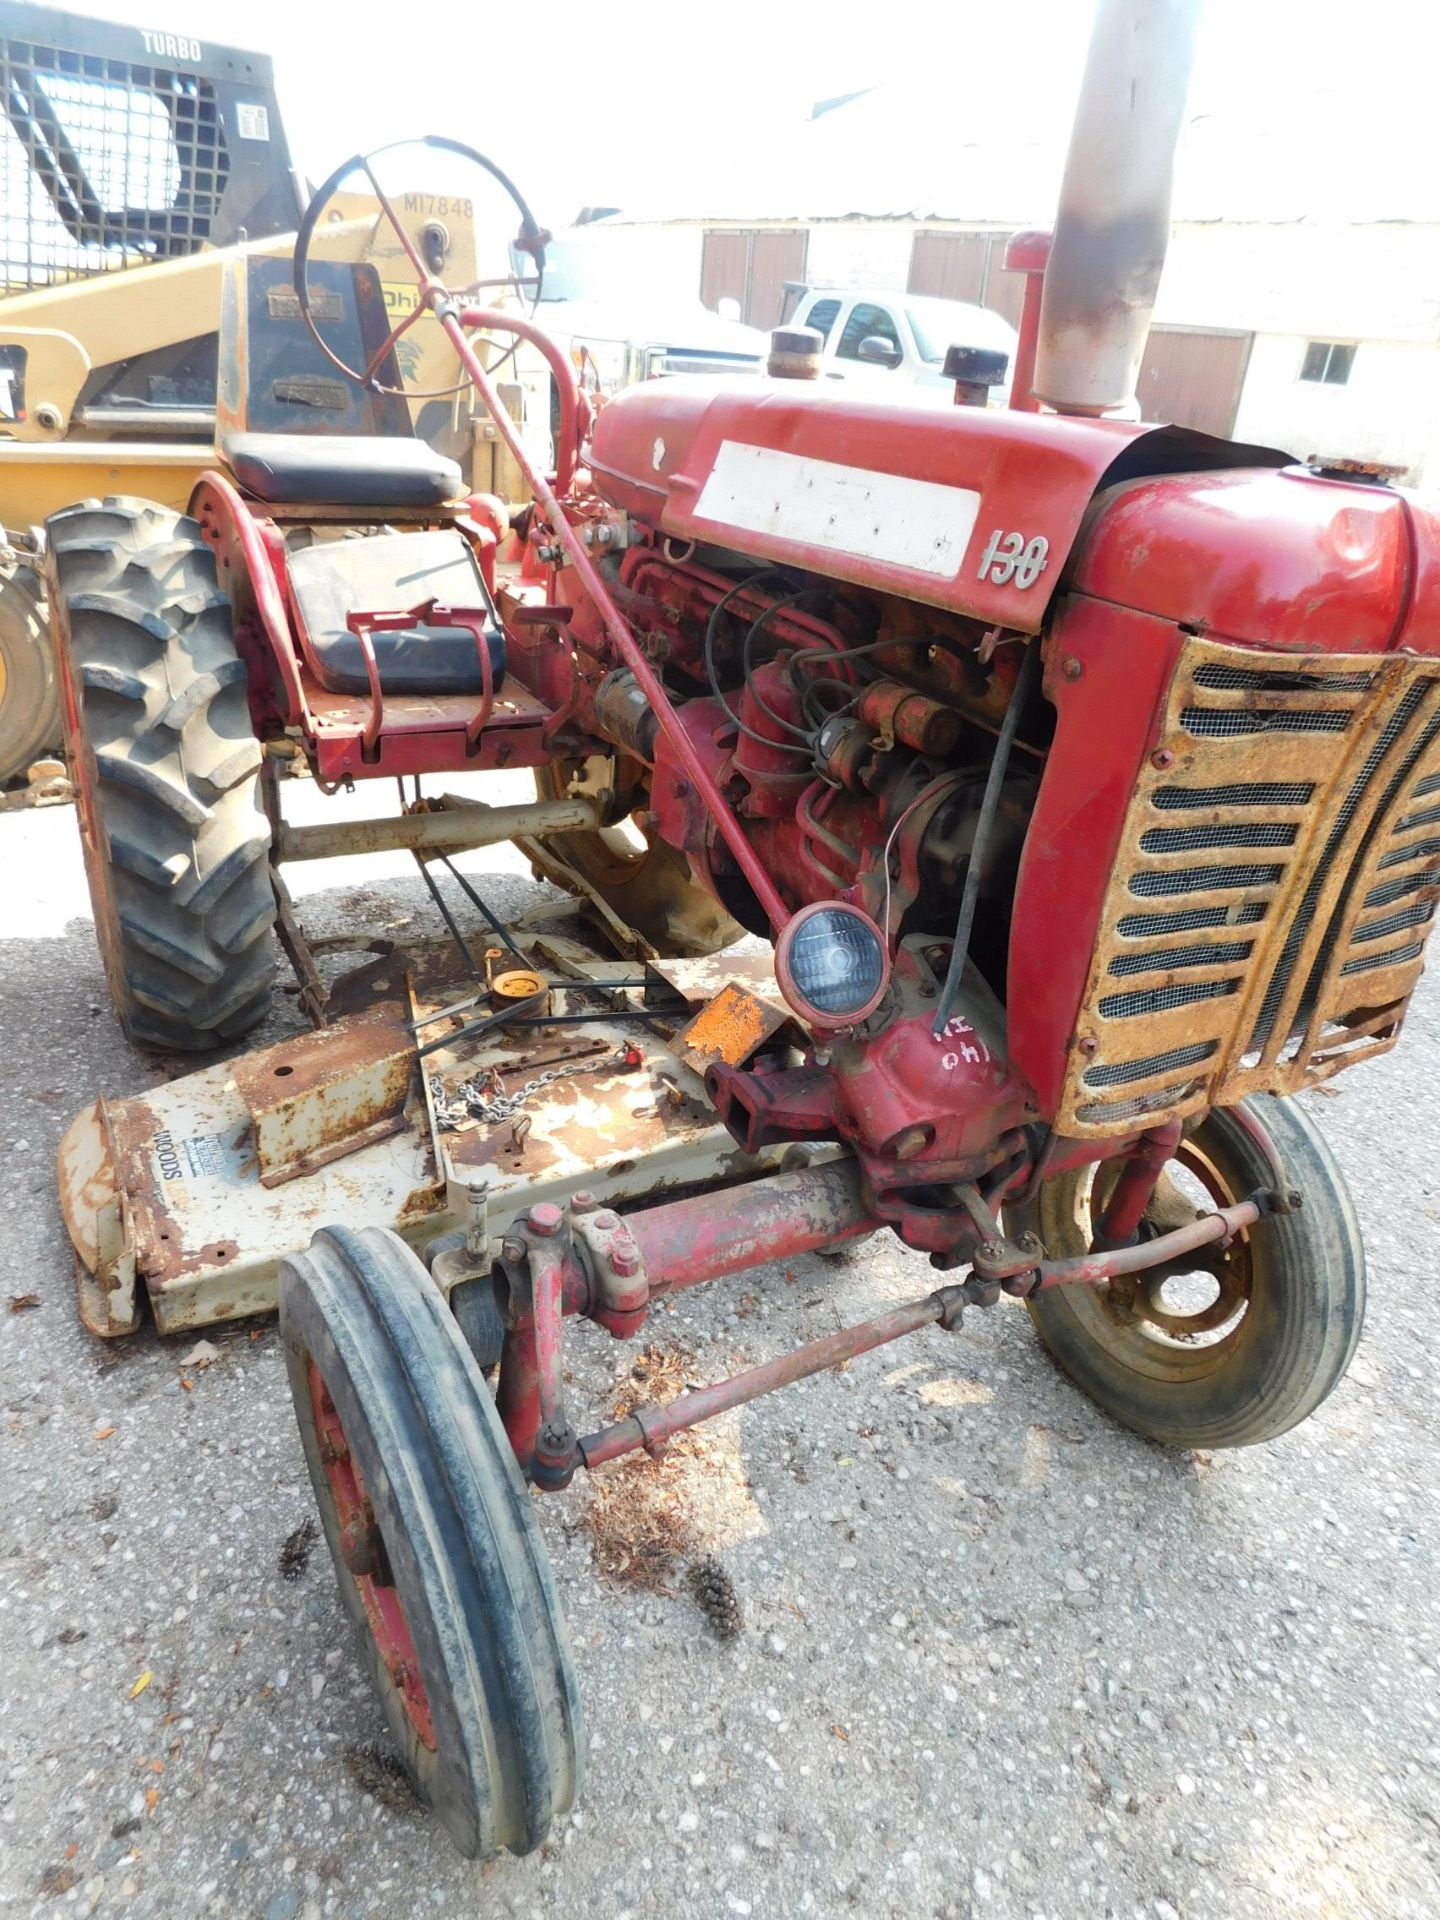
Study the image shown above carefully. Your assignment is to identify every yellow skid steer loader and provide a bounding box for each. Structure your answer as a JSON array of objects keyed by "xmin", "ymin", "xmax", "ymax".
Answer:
[{"xmin": 0, "ymin": 2, "xmax": 501, "ymax": 780}]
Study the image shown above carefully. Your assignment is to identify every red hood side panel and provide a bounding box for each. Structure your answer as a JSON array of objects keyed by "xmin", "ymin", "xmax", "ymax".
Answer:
[
  {"xmin": 1399, "ymin": 493, "xmax": 1440, "ymax": 655},
  {"xmin": 588, "ymin": 378, "xmax": 1155, "ymax": 633},
  {"xmin": 1068, "ymin": 466, "xmax": 1440, "ymax": 655}
]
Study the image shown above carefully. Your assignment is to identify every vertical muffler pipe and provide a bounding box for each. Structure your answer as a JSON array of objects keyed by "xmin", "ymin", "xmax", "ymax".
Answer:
[{"xmin": 1033, "ymin": 0, "xmax": 1202, "ymax": 416}]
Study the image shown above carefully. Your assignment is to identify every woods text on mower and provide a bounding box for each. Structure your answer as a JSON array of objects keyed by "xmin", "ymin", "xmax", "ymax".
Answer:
[{"xmin": 43, "ymin": 1, "xmax": 1438, "ymax": 1860}]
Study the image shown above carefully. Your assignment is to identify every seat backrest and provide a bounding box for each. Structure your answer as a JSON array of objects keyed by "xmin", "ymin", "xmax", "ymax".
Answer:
[{"xmin": 216, "ymin": 254, "xmax": 414, "ymax": 442}]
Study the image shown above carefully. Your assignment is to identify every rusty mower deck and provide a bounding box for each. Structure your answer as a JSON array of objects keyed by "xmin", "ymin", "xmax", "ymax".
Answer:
[{"xmin": 58, "ymin": 904, "xmax": 831, "ymax": 1338}]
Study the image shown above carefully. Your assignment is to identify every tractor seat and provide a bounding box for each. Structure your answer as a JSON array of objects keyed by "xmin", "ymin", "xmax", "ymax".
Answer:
[
  {"xmin": 225, "ymin": 432, "xmax": 463, "ymax": 509},
  {"xmin": 287, "ymin": 529, "xmax": 504, "ymax": 696}
]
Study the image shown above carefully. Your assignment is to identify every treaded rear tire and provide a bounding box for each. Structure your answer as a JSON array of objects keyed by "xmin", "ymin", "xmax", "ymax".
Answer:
[
  {"xmin": 280, "ymin": 1225, "xmax": 586, "ymax": 1859},
  {"xmin": 0, "ymin": 563, "xmax": 60, "ymax": 783},
  {"xmin": 46, "ymin": 496, "xmax": 274, "ymax": 1049}
]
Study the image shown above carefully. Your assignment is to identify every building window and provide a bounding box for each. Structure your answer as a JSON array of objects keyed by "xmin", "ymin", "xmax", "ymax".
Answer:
[{"xmin": 1300, "ymin": 342, "xmax": 1355, "ymax": 386}]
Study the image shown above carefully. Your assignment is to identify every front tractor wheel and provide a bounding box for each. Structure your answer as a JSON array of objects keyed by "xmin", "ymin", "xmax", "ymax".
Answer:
[
  {"xmin": 280, "ymin": 1226, "xmax": 585, "ymax": 1860},
  {"xmin": 46, "ymin": 497, "xmax": 275, "ymax": 1050},
  {"xmin": 1011, "ymin": 1096, "xmax": 1365, "ymax": 1449}
]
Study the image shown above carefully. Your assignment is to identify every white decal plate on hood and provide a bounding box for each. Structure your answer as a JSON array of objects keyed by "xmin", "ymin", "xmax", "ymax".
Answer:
[{"xmin": 694, "ymin": 440, "xmax": 980, "ymax": 578}]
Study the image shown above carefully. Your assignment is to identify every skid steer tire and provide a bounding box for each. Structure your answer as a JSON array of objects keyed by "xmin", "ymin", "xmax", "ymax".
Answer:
[
  {"xmin": 281, "ymin": 1226, "xmax": 586, "ymax": 1860},
  {"xmin": 535, "ymin": 756, "xmax": 742, "ymax": 956},
  {"xmin": 0, "ymin": 564, "xmax": 61, "ymax": 784},
  {"xmin": 46, "ymin": 496, "xmax": 275, "ymax": 1050}
]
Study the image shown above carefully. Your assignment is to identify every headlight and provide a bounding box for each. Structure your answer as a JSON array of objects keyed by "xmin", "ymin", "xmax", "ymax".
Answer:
[{"xmin": 775, "ymin": 903, "xmax": 890, "ymax": 1029}]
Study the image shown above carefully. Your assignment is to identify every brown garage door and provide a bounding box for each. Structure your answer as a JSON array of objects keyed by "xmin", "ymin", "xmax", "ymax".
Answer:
[
  {"xmin": 907, "ymin": 230, "xmax": 1024, "ymax": 328},
  {"xmin": 700, "ymin": 229, "xmax": 809, "ymax": 330},
  {"xmin": 700, "ymin": 231, "xmax": 749, "ymax": 314},
  {"xmin": 1135, "ymin": 327, "xmax": 1253, "ymax": 439}
]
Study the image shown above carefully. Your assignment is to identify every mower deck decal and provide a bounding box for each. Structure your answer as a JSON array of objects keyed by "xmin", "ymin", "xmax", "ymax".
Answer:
[{"xmin": 694, "ymin": 441, "xmax": 981, "ymax": 579}]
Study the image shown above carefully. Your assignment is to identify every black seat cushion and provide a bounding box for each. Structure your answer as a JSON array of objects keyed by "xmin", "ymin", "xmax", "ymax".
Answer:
[
  {"xmin": 225, "ymin": 432, "xmax": 463, "ymax": 508},
  {"xmin": 286, "ymin": 528, "xmax": 504, "ymax": 696}
]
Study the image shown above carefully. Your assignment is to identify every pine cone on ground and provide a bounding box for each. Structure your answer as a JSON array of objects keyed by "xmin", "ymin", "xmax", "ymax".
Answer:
[{"xmin": 688, "ymin": 1555, "xmax": 743, "ymax": 1640}]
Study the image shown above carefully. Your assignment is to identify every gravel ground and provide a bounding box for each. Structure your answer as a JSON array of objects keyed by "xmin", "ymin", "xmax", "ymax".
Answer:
[{"xmin": 2, "ymin": 777, "xmax": 1439, "ymax": 1920}]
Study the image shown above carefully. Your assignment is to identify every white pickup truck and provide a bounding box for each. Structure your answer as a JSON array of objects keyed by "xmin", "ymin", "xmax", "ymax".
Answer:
[
  {"xmin": 516, "ymin": 229, "xmax": 770, "ymax": 390},
  {"xmin": 785, "ymin": 286, "xmax": 1019, "ymax": 404}
]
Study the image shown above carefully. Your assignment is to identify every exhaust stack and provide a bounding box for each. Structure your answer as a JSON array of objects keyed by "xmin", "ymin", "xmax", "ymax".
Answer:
[{"xmin": 1033, "ymin": 0, "xmax": 1201, "ymax": 416}]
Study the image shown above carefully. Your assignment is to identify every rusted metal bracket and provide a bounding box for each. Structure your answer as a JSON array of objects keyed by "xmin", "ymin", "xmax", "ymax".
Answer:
[
  {"xmin": 954, "ymin": 1180, "xmax": 1042, "ymax": 1298},
  {"xmin": 1227, "ymin": 1104, "xmax": 1304, "ymax": 1214},
  {"xmin": 567, "ymin": 1191, "xmax": 648, "ymax": 1338},
  {"xmin": 234, "ymin": 1008, "xmax": 417, "ymax": 1188}
]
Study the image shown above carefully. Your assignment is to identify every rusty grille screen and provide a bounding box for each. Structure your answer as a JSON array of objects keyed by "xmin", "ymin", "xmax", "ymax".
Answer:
[
  {"xmin": 1, "ymin": 31, "xmax": 228, "ymax": 291},
  {"xmin": 1060, "ymin": 638, "xmax": 1440, "ymax": 1136}
]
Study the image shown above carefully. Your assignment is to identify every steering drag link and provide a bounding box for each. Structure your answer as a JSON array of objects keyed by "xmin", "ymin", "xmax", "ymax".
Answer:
[{"xmin": 482, "ymin": 1162, "xmax": 1285, "ymax": 1484}]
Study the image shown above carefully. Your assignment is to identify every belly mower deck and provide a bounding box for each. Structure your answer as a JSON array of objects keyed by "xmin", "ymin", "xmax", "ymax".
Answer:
[{"xmin": 57, "ymin": 911, "xmax": 824, "ymax": 1339}]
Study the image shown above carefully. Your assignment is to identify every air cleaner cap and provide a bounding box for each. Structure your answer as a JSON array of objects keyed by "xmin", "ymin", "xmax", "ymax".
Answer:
[{"xmin": 776, "ymin": 903, "xmax": 890, "ymax": 1029}]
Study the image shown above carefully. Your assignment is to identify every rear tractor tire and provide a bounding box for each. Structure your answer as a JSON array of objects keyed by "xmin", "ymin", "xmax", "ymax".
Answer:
[{"xmin": 46, "ymin": 497, "xmax": 275, "ymax": 1050}]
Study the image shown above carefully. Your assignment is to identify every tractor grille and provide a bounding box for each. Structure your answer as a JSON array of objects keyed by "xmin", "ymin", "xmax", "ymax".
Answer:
[
  {"xmin": 1060, "ymin": 638, "xmax": 1440, "ymax": 1136},
  {"xmin": 1, "ymin": 31, "xmax": 228, "ymax": 291}
]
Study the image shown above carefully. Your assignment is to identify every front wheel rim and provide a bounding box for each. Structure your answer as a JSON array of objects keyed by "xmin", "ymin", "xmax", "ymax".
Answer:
[
  {"xmin": 1041, "ymin": 1138, "xmax": 1257, "ymax": 1383},
  {"xmin": 306, "ymin": 1357, "xmax": 437, "ymax": 1751}
]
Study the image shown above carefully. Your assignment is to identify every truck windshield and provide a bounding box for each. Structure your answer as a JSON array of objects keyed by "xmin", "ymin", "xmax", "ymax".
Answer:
[
  {"xmin": 906, "ymin": 299, "xmax": 1015, "ymax": 366},
  {"xmin": 906, "ymin": 306, "xmax": 959, "ymax": 365},
  {"xmin": 514, "ymin": 233, "xmax": 626, "ymax": 305}
]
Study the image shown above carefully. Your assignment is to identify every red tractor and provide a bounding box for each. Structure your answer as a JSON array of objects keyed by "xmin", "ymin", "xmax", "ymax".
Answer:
[{"xmin": 46, "ymin": 3, "xmax": 1436, "ymax": 1861}]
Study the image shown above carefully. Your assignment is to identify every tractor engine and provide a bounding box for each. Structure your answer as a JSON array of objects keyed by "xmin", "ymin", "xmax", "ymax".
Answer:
[
  {"xmin": 584, "ymin": 546, "xmax": 1035, "ymax": 963},
  {"xmin": 570, "ymin": 533, "xmax": 1042, "ymax": 1258}
]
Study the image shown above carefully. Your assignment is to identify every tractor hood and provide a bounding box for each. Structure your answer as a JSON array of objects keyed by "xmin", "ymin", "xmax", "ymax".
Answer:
[
  {"xmin": 1068, "ymin": 465, "xmax": 1440, "ymax": 656},
  {"xmin": 587, "ymin": 376, "xmax": 1289, "ymax": 633}
]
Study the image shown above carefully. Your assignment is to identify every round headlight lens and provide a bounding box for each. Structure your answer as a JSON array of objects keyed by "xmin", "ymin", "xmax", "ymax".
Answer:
[{"xmin": 776, "ymin": 903, "xmax": 890, "ymax": 1029}]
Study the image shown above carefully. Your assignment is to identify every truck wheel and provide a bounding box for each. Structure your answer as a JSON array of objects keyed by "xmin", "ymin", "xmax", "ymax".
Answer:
[
  {"xmin": 280, "ymin": 1226, "xmax": 585, "ymax": 1860},
  {"xmin": 1011, "ymin": 1097, "xmax": 1365, "ymax": 1449},
  {"xmin": 534, "ymin": 755, "xmax": 741, "ymax": 956},
  {"xmin": 0, "ymin": 564, "xmax": 60, "ymax": 783},
  {"xmin": 46, "ymin": 497, "xmax": 274, "ymax": 1049}
]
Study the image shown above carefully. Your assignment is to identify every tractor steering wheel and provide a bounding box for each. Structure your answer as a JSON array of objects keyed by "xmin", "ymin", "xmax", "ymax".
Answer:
[{"xmin": 291, "ymin": 135, "xmax": 548, "ymax": 402}]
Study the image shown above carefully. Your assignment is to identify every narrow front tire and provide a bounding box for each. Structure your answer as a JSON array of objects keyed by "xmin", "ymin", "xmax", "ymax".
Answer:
[{"xmin": 280, "ymin": 1225, "xmax": 585, "ymax": 1859}]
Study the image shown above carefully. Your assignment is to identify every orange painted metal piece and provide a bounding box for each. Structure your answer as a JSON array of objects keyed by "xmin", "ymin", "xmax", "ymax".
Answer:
[{"xmin": 674, "ymin": 980, "xmax": 789, "ymax": 1075}]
